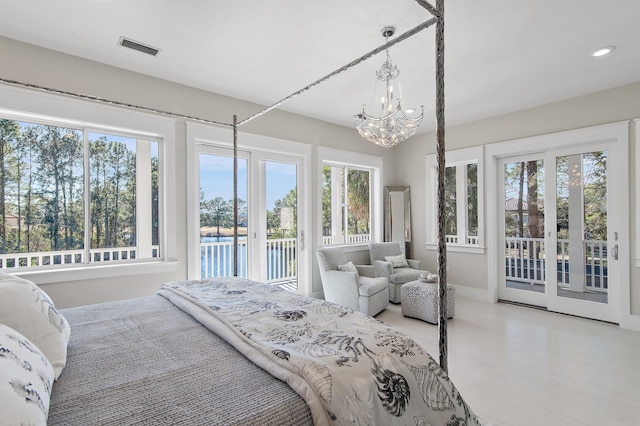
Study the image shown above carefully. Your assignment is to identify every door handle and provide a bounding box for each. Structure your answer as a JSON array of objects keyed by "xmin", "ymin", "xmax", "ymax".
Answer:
[{"xmin": 611, "ymin": 244, "xmax": 618, "ymax": 260}]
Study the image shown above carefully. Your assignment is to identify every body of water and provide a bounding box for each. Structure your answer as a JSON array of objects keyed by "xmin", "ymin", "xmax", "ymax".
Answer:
[{"xmin": 200, "ymin": 236, "xmax": 295, "ymax": 281}]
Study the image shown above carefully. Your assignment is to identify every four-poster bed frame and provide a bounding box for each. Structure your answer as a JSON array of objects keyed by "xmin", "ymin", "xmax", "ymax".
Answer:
[
  {"xmin": 228, "ymin": 0, "xmax": 450, "ymax": 371},
  {"xmin": 1, "ymin": 0, "xmax": 449, "ymax": 371}
]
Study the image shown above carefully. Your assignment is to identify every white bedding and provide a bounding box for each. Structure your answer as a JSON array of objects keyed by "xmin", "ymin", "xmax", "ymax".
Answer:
[{"xmin": 158, "ymin": 277, "xmax": 482, "ymax": 426}]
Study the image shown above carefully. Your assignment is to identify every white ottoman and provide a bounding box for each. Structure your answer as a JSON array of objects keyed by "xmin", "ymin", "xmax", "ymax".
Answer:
[{"xmin": 401, "ymin": 280, "xmax": 455, "ymax": 324}]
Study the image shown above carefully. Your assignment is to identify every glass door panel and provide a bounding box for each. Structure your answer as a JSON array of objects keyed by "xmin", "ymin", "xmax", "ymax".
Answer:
[
  {"xmin": 198, "ymin": 152, "xmax": 248, "ymax": 279},
  {"xmin": 499, "ymin": 156, "xmax": 546, "ymax": 306},
  {"xmin": 552, "ymin": 149, "xmax": 610, "ymax": 305},
  {"xmin": 264, "ymin": 160, "xmax": 298, "ymax": 289}
]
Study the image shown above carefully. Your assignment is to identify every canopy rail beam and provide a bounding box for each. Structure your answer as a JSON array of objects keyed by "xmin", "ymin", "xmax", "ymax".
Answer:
[
  {"xmin": 236, "ymin": 17, "xmax": 437, "ymax": 127},
  {"xmin": 0, "ymin": 78, "xmax": 234, "ymax": 128},
  {"xmin": 414, "ymin": 0, "xmax": 440, "ymax": 19}
]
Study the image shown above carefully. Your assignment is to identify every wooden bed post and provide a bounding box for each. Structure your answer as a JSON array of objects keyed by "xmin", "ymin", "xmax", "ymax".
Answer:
[
  {"xmin": 233, "ymin": 114, "xmax": 239, "ymax": 277},
  {"xmin": 435, "ymin": 0, "xmax": 448, "ymax": 374}
]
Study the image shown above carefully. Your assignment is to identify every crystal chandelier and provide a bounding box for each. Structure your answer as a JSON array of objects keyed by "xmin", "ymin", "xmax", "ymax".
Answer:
[{"xmin": 355, "ymin": 27, "xmax": 424, "ymax": 148}]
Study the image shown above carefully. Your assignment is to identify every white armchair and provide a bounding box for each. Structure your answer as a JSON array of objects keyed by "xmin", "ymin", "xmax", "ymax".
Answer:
[
  {"xmin": 369, "ymin": 242, "xmax": 430, "ymax": 303},
  {"xmin": 316, "ymin": 246, "xmax": 389, "ymax": 316}
]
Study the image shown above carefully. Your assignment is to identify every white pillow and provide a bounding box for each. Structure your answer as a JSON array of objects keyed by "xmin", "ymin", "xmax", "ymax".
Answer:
[
  {"xmin": 0, "ymin": 323, "xmax": 54, "ymax": 425},
  {"xmin": 419, "ymin": 271, "xmax": 438, "ymax": 283},
  {"xmin": 0, "ymin": 271, "xmax": 70, "ymax": 380},
  {"xmin": 384, "ymin": 254, "xmax": 409, "ymax": 268},
  {"xmin": 337, "ymin": 261, "xmax": 359, "ymax": 276}
]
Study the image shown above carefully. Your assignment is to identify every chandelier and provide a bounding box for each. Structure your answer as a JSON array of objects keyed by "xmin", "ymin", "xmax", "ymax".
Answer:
[{"xmin": 355, "ymin": 26, "xmax": 424, "ymax": 148}]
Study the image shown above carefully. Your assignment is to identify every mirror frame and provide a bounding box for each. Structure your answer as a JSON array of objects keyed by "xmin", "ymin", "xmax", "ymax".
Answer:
[{"xmin": 384, "ymin": 186, "xmax": 412, "ymax": 258}]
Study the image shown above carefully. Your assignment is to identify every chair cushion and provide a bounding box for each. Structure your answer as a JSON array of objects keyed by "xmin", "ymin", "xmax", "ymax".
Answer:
[
  {"xmin": 316, "ymin": 247, "xmax": 349, "ymax": 271},
  {"xmin": 357, "ymin": 276, "xmax": 388, "ymax": 296},
  {"xmin": 369, "ymin": 242, "xmax": 402, "ymax": 263},
  {"xmin": 390, "ymin": 268, "xmax": 425, "ymax": 284},
  {"xmin": 384, "ymin": 254, "xmax": 409, "ymax": 268},
  {"xmin": 338, "ymin": 261, "xmax": 359, "ymax": 276}
]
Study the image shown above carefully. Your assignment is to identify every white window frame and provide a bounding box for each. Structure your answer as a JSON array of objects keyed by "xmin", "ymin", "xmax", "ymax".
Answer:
[
  {"xmin": 425, "ymin": 146, "xmax": 484, "ymax": 254},
  {"xmin": 317, "ymin": 146, "xmax": 383, "ymax": 247},
  {"xmin": 0, "ymin": 84, "xmax": 177, "ymax": 283}
]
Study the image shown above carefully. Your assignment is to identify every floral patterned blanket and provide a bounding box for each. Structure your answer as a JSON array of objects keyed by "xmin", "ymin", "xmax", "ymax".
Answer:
[{"xmin": 158, "ymin": 277, "xmax": 481, "ymax": 426}]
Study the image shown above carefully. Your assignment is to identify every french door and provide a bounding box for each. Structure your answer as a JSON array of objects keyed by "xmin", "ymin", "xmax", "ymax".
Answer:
[
  {"xmin": 198, "ymin": 146, "xmax": 250, "ymax": 279},
  {"xmin": 255, "ymin": 153, "xmax": 302, "ymax": 289},
  {"xmin": 498, "ymin": 141, "xmax": 621, "ymax": 323},
  {"xmin": 196, "ymin": 146, "xmax": 303, "ymax": 289}
]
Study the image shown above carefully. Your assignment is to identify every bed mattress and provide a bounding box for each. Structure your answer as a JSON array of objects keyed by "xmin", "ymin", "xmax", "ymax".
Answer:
[{"xmin": 48, "ymin": 295, "xmax": 313, "ymax": 425}]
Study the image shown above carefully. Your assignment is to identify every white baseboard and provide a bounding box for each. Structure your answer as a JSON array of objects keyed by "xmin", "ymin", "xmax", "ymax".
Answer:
[
  {"xmin": 451, "ymin": 284, "xmax": 494, "ymax": 303},
  {"xmin": 620, "ymin": 313, "xmax": 640, "ymax": 332}
]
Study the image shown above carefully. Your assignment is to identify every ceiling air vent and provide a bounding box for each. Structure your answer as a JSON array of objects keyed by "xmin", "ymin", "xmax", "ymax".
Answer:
[{"xmin": 118, "ymin": 36, "xmax": 161, "ymax": 56}]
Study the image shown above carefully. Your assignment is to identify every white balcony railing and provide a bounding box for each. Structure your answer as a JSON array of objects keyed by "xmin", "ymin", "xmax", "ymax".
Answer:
[
  {"xmin": 445, "ymin": 235, "xmax": 479, "ymax": 245},
  {"xmin": 505, "ymin": 237, "xmax": 607, "ymax": 293},
  {"xmin": 0, "ymin": 246, "xmax": 160, "ymax": 270},
  {"xmin": 322, "ymin": 234, "xmax": 371, "ymax": 245},
  {"xmin": 200, "ymin": 238, "xmax": 297, "ymax": 284},
  {"xmin": 200, "ymin": 239, "xmax": 249, "ymax": 279},
  {"xmin": 0, "ymin": 238, "xmax": 298, "ymax": 285}
]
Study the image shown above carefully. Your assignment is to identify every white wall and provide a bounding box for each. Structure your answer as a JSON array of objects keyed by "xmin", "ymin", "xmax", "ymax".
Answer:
[{"xmin": 393, "ymin": 81, "xmax": 640, "ymax": 320}]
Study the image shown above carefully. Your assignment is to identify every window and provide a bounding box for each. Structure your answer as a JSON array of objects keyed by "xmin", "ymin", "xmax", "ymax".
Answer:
[
  {"xmin": 318, "ymin": 147, "xmax": 382, "ymax": 246},
  {"xmin": 425, "ymin": 146, "xmax": 484, "ymax": 253},
  {"xmin": 0, "ymin": 116, "xmax": 160, "ymax": 270},
  {"xmin": 322, "ymin": 165, "xmax": 371, "ymax": 244}
]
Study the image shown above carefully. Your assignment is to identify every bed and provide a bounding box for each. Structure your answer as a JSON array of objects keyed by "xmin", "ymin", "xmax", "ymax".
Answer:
[
  {"xmin": 48, "ymin": 294, "xmax": 313, "ymax": 425},
  {"xmin": 1, "ymin": 273, "xmax": 482, "ymax": 425}
]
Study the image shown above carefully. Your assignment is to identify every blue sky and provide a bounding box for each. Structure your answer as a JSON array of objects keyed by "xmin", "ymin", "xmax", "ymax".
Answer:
[{"xmin": 199, "ymin": 154, "xmax": 296, "ymax": 210}]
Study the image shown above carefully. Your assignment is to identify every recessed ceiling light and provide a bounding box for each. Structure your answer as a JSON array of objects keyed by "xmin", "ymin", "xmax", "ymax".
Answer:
[{"xmin": 590, "ymin": 46, "xmax": 615, "ymax": 57}]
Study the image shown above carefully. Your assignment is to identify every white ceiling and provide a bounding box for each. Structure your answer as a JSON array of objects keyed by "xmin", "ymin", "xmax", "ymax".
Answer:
[{"xmin": 1, "ymin": 0, "xmax": 639, "ymax": 133}]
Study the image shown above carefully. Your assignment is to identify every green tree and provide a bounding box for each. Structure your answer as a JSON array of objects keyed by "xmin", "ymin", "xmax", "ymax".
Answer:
[
  {"xmin": 466, "ymin": 163, "xmax": 479, "ymax": 236},
  {"xmin": 347, "ymin": 169, "xmax": 369, "ymax": 236},
  {"xmin": 526, "ymin": 161, "xmax": 543, "ymax": 240},
  {"xmin": 90, "ymin": 137, "xmax": 110, "ymax": 249},
  {"xmin": 583, "ymin": 151, "xmax": 607, "ymax": 240},
  {"xmin": 444, "ymin": 165, "xmax": 457, "ymax": 236},
  {"xmin": 201, "ymin": 197, "xmax": 232, "ymax": 236},
  {"xmin": 151, "ymin": 156, "xmax": 159, "ymax": 245},
  {"xmin": 38, "ymin": 126, "xmax": 83, "ymax": 251},
  {"xmin": 269, "ymin": 188, "xmax": 297, "ymax": 238},
  {"xmin": 20, "ymin": 125, "xmax": 41, "ymax": 252},
  {"xmin": 0, "ymin": 119, "xmax": 19, "ymax": 253},
  {"xmin": 321, "ymin": 166, "xmax": 335, "ymax": 236}
]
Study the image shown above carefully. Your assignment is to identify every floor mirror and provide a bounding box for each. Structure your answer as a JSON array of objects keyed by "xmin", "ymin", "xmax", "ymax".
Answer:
[{"xmin": 384, "ymin": 186, "xmax": 412, "ymax": 258}]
